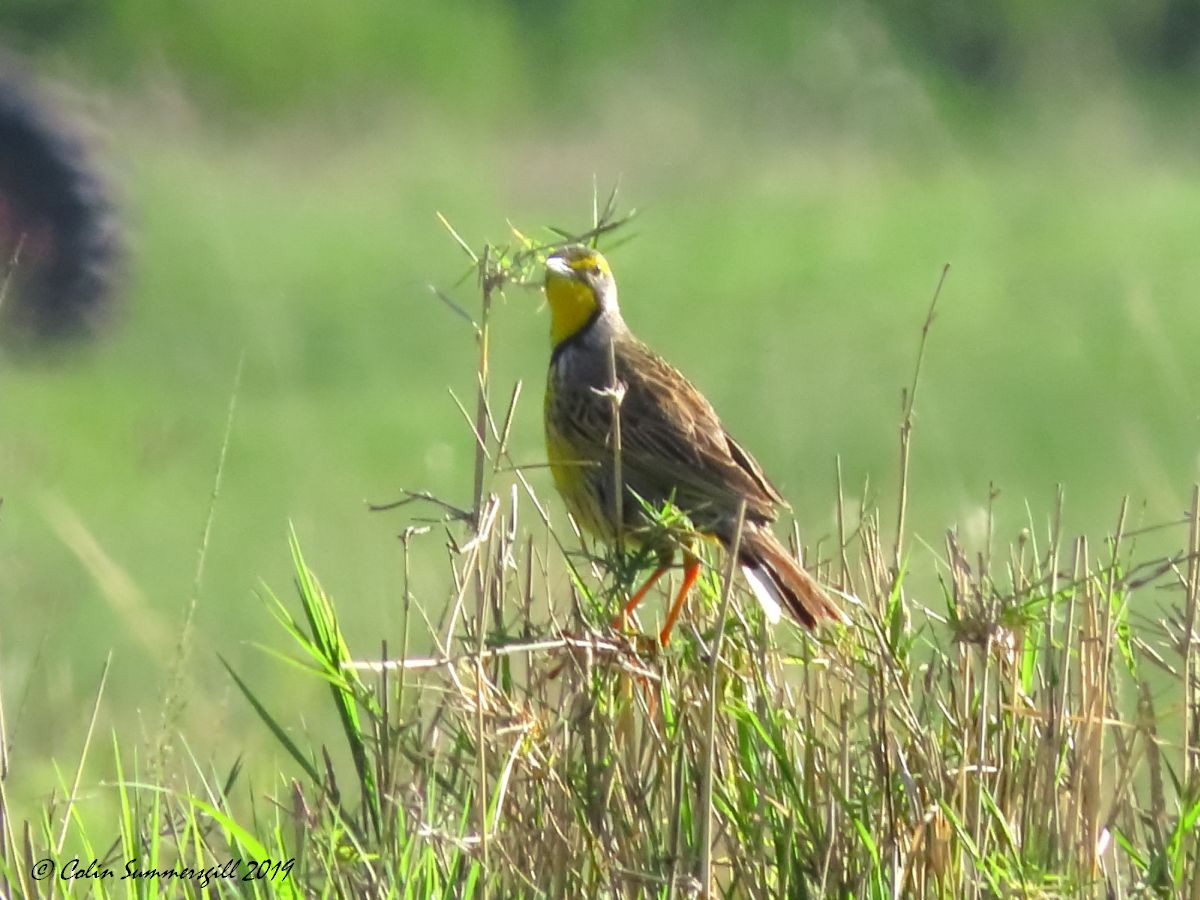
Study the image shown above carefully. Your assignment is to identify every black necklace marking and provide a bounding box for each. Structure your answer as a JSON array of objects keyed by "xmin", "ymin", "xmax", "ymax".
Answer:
[{"xmin": 549, "ymin": 306, "xmax": 603, "ymax": 367}]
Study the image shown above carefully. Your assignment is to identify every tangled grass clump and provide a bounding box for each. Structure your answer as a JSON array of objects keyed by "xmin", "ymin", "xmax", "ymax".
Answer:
[{"xmin": 4, "ymin": 210, "xmax": 1198, "ymax": 899}]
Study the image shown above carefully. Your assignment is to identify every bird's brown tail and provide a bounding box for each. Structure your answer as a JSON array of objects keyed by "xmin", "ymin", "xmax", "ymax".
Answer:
[{"xmin": 736, "ymin": 524, "xmax": 845, "ymax": 629}]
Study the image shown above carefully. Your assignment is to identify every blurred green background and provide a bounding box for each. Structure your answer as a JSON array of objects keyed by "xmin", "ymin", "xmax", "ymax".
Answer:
[{"xmin": 1, "ymin": 0, "xmax": 1198, "ymax": 806}]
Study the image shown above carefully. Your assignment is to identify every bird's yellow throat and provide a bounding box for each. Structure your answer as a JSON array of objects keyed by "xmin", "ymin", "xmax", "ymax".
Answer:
[{"xmin": 545, "ymin": 276, "xmax": 599, "ymax": 347}]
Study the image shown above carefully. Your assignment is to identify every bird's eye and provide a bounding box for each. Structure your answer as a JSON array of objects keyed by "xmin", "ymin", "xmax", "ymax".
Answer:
[{"xmin": 589, "ymin": 265, "xmax": 601, "ymax": 276}]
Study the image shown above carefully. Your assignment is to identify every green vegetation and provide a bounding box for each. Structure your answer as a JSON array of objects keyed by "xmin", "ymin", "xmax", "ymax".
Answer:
[
  {"xmin": 4, "ymin": 237, "xmax": 1197, "ymax": 896},
  {"xmin": 1, "ymin": 3, "xmax": 1199, "ymax": 895}
]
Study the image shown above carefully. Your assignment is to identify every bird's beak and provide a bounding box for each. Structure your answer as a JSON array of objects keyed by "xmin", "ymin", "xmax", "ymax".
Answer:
[{"xmin": 545, "ymin": 256, "xmax": 573, "ymax": 279}]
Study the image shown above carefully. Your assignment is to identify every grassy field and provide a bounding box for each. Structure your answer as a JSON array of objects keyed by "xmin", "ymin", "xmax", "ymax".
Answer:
[
  {"xmin": 4, "ymin": 227, "xmax": 1198, "ymax": 896},
  {"xmin": 1, "ymin": 25, "xmax": 1200, "ymax": 892}
]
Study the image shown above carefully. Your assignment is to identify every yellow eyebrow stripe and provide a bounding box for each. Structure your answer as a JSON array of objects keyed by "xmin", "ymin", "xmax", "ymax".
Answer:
[{"xmin": 566, "ymin": 253, "xmax": 610, "ymax": 274}]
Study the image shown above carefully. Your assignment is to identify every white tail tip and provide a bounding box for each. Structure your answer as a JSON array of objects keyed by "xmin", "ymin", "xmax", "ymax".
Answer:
[{"xmin": 741, "ymin": 565, "xmax": 783, "ymax": 625}]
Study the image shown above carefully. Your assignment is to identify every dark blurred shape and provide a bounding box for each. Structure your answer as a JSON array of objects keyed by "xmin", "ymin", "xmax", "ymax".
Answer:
[
  {"xmin": 1110, "ymin": 0, "xmax": 1200, "ymax": 74},
  {"xmin": 851, "ymin": 0, "xmax": 1200, "ymax": 85},
  {"xmin": 873, "ymin": 0, "xmax": 1016, "ymax": 84},
  {"xmin": 0, "ymin": 0, "xmax": 94, "ymax": 46},
  {"xmin": 0, "ymin": 54, "xmax": 122, "ymax": 339}
]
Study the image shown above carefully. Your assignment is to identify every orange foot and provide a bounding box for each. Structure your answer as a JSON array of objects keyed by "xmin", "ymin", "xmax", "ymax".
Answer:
[{"xmin": 612, "ymin": 556, "xmax": 702, "ymax": 646}]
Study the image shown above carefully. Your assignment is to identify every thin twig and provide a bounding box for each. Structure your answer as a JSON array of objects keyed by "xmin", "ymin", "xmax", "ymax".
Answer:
[
  {"xmin": 0, "ymin": 235, "xmax": 26, "ymax": 315},
  {"xmin": 57, "ymin": 652, "xmax": 111, "ymax": 852},
  {"xmin": 436, "ymin": 211, "xmax": 480, "ymax": 264},
  {"xmin": 1183, "ymin": 486, "xmax": 1200, "ymax": 792},
  {"xmin": 345, "ymin": 634, "xmax": 641, "ymax": 672},
  {"xmin": 471, "ymin": 248, "xmax": 495, "ymax": 527},
  {"xmin": 606, "ymin": 339, "xmax": 626, "ymax": 558},
  {"xmin": 154, "ymin": 354, "xmax": 243, "ymax": 780},
  {"xmin": 367, "ymin": 489, "xmax": 472, "ymax": 521},
  {"xmin": 427, "ymin": 282, "xmax": 476, "ymax": 328},
  {"xmin": 894, "ymin": 263, "xmax": 950, "ymax": 573},
  {"xmin": 700, "ymin": 501, "xmax": 748, "ymax": 897}
]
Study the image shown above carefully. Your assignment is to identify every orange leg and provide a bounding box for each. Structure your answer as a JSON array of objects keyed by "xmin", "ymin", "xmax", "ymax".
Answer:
[
  {"xmin": 613, "ymin": 565, "xmax": 670, "ymax": 629},
  {"xmin": 658, "ymin": 556, "xmax": 702, "ymax": 646}
]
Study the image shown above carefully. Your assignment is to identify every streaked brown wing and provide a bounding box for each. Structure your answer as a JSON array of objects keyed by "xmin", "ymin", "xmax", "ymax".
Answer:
[
  {"xmin": 724, "ymin": 431, "xmax": 789, "ymax": 510},
  {"xmin": 557, "ymin": 337, "xmax": 785, "ymax": 529}
]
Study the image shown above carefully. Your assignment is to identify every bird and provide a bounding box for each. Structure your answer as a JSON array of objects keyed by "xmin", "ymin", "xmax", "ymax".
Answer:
[{"xmin": 541, "ymin": 244, "xmax": 844, "ymax": 645}]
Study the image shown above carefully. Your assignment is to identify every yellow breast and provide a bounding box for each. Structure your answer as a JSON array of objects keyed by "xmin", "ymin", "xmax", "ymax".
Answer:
[
  {"xmin": 544, "ymin": 379, "xmax": 609, "ymax": 538},
  {"xmin": 546, "ymin": 277, "xmax": 600, "ymax": 347}
]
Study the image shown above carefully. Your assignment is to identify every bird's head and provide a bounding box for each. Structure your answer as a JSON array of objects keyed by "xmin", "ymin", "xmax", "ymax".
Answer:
[{"xmin": 543, "ymin": 245, "xmax": 618, "ymax": 348}]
